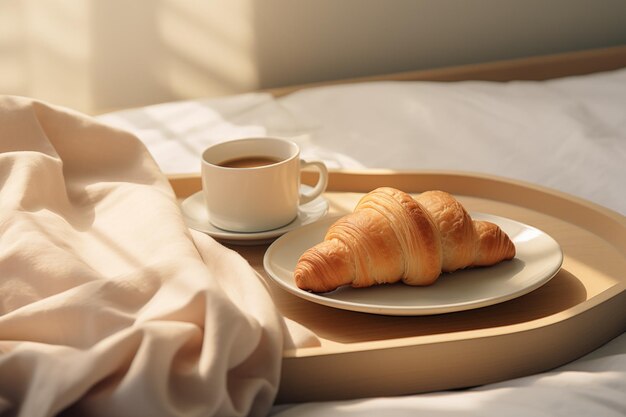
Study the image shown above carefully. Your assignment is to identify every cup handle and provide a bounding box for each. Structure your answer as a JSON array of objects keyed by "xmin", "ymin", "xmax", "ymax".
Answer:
[{"xmin": 299, "ymin": 160, "xmax": 328, "ymax": 204}]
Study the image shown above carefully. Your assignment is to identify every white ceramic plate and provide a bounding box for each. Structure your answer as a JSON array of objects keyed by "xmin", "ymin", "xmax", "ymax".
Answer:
[
  {"xmin": 263, "ymin": 213, "xmax": 563, "ymax": 315},
  {"xmin": 180, "ymin": 185, "xmax": 329, "ymax": 245}
]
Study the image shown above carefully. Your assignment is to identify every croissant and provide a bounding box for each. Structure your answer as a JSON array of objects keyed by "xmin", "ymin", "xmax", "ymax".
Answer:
[{"xmin": 294, "ymin": 188, "xmax": 516, "ymax": 293}]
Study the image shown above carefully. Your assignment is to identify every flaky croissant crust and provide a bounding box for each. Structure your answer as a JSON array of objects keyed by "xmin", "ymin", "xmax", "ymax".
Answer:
[{"xmin": 294, "ymin": 188, "xmax": 516, "ymax": 293}]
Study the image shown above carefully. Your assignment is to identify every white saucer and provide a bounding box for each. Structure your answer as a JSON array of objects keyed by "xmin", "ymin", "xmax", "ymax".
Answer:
[{"xmin": 180, "ymin": 186, "xmax": 329, "ymax": 245}]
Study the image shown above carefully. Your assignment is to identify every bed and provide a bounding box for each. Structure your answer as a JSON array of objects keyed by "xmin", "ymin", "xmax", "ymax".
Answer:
[
  {"xmin": 99, "ymin": 46, "xmax": 626, "ymax": 416},
  {"xmin": 0, "ymin": 46, "xmax": 624, "ymax": 416}
]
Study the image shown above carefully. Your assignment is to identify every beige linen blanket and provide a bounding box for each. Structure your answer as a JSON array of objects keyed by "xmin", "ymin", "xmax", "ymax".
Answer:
[{"xmin": 0, "ymin": 96, "xmax": 284, "ymax": 416}]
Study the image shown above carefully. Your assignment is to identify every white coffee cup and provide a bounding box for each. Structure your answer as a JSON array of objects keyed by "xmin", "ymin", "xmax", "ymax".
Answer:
[{"xmin": 201, "ymin": 137, "xmax": 328, "ymax": 233}]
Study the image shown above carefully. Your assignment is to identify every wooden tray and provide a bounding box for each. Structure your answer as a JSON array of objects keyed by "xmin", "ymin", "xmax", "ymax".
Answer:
[{"xmin": 170, "ymin": 170, "xmax": 626, "ymax": 403}]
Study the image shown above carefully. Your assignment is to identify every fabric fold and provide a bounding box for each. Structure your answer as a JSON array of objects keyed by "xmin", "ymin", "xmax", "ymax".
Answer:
[{"xmin": 0, "ymin": 96, "xmax": 283, "ymax": 417}]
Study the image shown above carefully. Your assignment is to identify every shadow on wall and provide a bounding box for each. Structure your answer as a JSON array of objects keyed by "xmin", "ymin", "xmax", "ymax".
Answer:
[
  {"xmin": 250, "ymin": 0, "xmax": 626, "ymax": 89},
  {"xmin": 0, "ymin": 0, "xmax": 261, "ymax": 114},
  {"xmin": 91, "ymin": 0, "xmax": 261, "ymax": 112},
  {"xmin": 1, "ymin": 0, "xmax": 626, "ymax": 114},
  {"xmin": 0, "ymin": 1, "xmax": 93, "ymax": 111}
]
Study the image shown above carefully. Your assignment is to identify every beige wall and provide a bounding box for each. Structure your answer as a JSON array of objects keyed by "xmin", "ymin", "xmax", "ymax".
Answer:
[{"xmin": 2, "ymin": 0, "xmax": 626, "ymax": 115}]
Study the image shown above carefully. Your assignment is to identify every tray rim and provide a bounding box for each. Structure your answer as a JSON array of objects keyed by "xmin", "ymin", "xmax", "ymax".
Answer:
[
  {"xmin": 278, "ymin": 291, "xmax": 625, "ymax": 402},
  {"xmin": 284, "ymin": 285, "xmax": 624, "ymax": 358}
]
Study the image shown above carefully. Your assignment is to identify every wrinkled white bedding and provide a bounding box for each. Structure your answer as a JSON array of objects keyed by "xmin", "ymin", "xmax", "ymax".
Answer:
[
  {"xmin": 99, "ymin": 69, "xmax": 626, "ymax": 215},
  {"xmin": 98, "ymin": 68, "xmax": 626, "ymax": 416}
]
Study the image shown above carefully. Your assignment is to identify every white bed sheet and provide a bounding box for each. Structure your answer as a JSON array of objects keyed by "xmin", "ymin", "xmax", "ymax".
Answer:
[
  {"xmin": 99, "ymin": 69, "xmax": 626, "ymax": 215},
  {"xmin": 98, "ymin": 68, "xmax": 626, "ymax": 416}
]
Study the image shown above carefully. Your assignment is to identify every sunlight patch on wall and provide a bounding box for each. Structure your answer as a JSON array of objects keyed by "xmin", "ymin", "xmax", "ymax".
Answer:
[
  {"xmin": 0, "ymin": 1, "xmax": 25, "ymax": 94},
  {"xmin": 157, "ymin": 0, "xmax": 259, "ymax": 99},
  {"xmin": 11, "ymin": 0, "xmax": 93, "ymax": 111}
]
